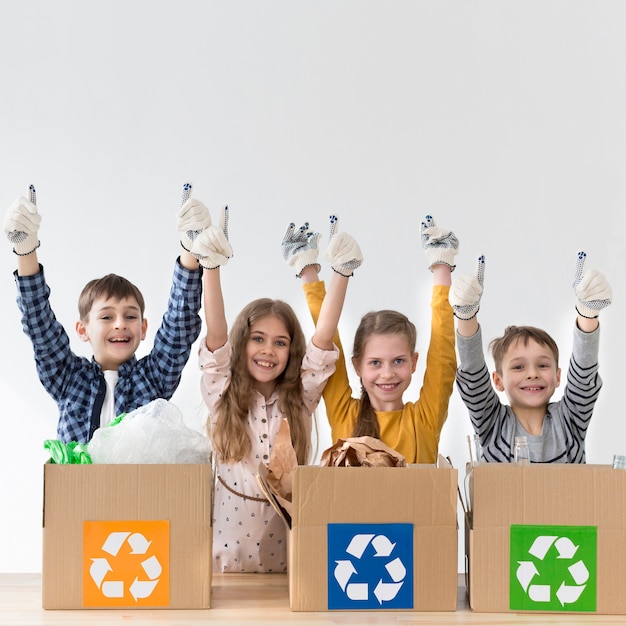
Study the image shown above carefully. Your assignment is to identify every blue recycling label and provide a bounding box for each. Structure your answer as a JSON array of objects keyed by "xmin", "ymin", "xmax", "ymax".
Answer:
[{"xmin": 327, "ymin": 523, "xmax": 414, "ymax": 609}]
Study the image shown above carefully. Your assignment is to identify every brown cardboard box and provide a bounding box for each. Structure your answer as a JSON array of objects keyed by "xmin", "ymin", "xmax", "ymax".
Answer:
[
  {"xmin": 42, "ymin": 463, "xmax": 212, "ymax": 609},
  {"xmin": 289, "ymin": 464, "xmax": 458, "ymax": 611},
  {"xmin": 467, "ymin": 463, "xmax": 626, "ymax": 614}
]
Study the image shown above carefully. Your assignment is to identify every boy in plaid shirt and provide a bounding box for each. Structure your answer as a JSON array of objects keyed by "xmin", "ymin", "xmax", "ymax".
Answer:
[{"xmin": 4, "ymin": 185, "xmax": 208, "ymax": 443}]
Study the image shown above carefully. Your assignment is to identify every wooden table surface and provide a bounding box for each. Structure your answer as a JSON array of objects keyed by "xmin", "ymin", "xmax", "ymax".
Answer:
[{"xmin": 1, "ymin": 573, "xmax": 624, "ymax": 625}]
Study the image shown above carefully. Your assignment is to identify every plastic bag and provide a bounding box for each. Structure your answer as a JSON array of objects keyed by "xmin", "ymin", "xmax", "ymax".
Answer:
[
  {"xmin": 88, "ymin": 398, "xmax": 212, "ymax": 464},
  {"xmin": 44, "ymin": 439, "xmax": 92, "ymax": 464}
]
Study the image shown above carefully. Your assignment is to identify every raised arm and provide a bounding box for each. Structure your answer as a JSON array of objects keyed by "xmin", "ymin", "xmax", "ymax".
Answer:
[
  {"xmin": 188, "ymin": 202, "xmax": 233, "ymax": 352},
  {"xmin": 573, "ymin": 250, "xmax": 611, "ymax": 333},
  {"xmin": 450, "ymin": 255, "xmax": 485, "ymax": 337},
  {"xmin": 314, "ymin": 215, "xmax": 363, "ymax": 350},
  {"xmin": 175, "ymin": 182, "xmax": 203, "ymax": 271},
  {"xmin": 281, "ymin": 216, "xmax": 363, "ymax": 351},
  {"xmin": 4, "ymin": 184, "xmax": 41, "ymax": 276},
  {"xmin": 202, "ymin": 267, "xmax": 228, "ymax": 352}
]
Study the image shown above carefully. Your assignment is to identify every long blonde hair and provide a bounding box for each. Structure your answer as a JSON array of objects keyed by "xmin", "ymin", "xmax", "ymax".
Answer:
[
  {"xmin": 351, "ymin": 310, "xmax": 417, "ymax": 438},
  {"xmin": 210, "ymin": 298, "xmax": 310, "ymax": 464}
]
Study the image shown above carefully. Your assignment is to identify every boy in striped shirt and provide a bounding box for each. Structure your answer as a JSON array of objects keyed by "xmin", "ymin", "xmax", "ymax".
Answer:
[{"xmin": 450, "ymin": 252, "xmax": 611, "ymax": 463}]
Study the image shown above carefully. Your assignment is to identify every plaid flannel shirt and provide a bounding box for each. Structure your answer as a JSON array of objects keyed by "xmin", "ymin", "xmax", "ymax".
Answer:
[{"xmin": 15, "ymin": 260, "xmax": 203, "ymax": 443}]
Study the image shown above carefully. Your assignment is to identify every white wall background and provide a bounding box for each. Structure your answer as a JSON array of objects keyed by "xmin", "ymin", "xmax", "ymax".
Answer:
[{"xmin": 1, "ymin": 0, "xmax": 625, "ymax": 574}]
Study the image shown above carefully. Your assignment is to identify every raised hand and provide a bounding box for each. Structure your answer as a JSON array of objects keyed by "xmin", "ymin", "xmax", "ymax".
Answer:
[
  {"xmin": 449, "ymin": 255, "xmax": 485, "ymax": 320},
  {"xmin": 421, "ymin": 214, "xmax": 459, "ymax": 271},
  {"xmin": 281, "ymin": 221, "xmax": 321, "ymax": 277},
  {"xmin": 176, "ymin": 182, "xmax": 212, "ymax": 252},
  {"xmin": 324, "ymin": 215, "xmax": 363, "ymax": 278},
  {"xmin": 573, "ymin": 251, "xmax": 611, "ymax": 318},
  {"xmin": 190, "ymin": 205, "xmax": 233, "ymax": 269},
  {"xmin": 3, "ymin": 184, "xmax": 41, "ymax": 255}
]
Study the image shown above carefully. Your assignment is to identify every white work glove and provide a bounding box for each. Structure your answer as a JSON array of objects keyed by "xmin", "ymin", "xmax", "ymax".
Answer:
[
  {"xmin": 324, "ymin": 215, "xmax": 363, "ymax": 277},
  {"xmin": 449, "ymin": 255, "xmax": 485, "ymax": 320},
  {"xmin": 4, "ymin": 185, "xmax": 41, "ymax": 256},
  {"xmin": 281, "ymin": 221, "xmax": 321, "ymax": 277},
  {"xmin": 573, "ymin": 251, "xmax": 612, "ymax": 318},
  {"xmin": 176, "ymin": 183, "xmax": 213, "ymax": 252},
  {"xmin": 421, "ymin": 214, "xmax": 459, "ymax": 271},
  {"xmin": 190, "ymin": 206, "xmax": 233, "ymax": 269}
]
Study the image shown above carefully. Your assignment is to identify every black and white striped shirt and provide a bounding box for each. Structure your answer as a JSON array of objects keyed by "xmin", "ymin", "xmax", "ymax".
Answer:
[{"xmin": 456, "ymin": 324, "xmax": 602, "ymax": 464}]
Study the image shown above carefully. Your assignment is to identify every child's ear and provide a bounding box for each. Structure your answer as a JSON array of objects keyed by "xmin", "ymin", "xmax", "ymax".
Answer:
[
  {"xmin": 75, "ymin": 320, "xmax": 90, "ymax": 343},
  {"xmin": 351, "ymin": 357, "xmax": 361, "ymax": 377},
  {"xmin": 411, "ymin": 352, "xmax": 419, "ymax": 373},
  {"xmin": 492, "ymin": 371, "xmax": 505, "ymax": 392},
  {"xmin": 555, "ymin": 367, "xmax": 562, "ymax": 388},
  {"xmin": 141, "ymin": 318, "xmax": 148, "ymax": 341}
]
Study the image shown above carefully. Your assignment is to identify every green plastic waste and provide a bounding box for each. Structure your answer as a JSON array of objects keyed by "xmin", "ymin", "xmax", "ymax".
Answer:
[
  {"xmin": 44, "ymin": 439, "xmax": 92, "ymax": 464},
  {"xmin": 43, "ymin": 413, "xmax": 127, "ymax": 464}
]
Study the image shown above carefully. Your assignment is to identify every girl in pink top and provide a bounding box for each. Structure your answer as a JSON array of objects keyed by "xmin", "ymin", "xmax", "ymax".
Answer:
[{"xmin": 189, "ymin": 204, "xmax": 361, "ymax": 572}]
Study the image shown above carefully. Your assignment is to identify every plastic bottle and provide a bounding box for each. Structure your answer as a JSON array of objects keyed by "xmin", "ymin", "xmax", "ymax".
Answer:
[
  {"xmin": 464, "ymin": 434, "xmax": 483, "ymax": 519},
  {"xmin": 468, "ymin": 434, "xmax": 482, "ymax": 468},
  {"xmin": 612, "ymin": 454, "xmax": 626, "ymax": 469},
  {"xmin": 513, "ymin": 436, "xmax": 530, "ymax": 466}
]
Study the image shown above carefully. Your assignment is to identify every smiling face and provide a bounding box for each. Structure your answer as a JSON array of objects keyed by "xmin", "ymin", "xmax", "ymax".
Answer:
[
  {"xmin": 492, "ymin": 337, "xmax": 561, "ymax": 417},
  {"xmin": 352, "ymin": 332, "xmax": 418, "ymax": 412},
  {"xmin": 76, "ymin": 296, "xmax": 147, "ymax": 371},
  {"xmin": 244, "ymin": 314, "xmax": 291, "ymax": 398}
]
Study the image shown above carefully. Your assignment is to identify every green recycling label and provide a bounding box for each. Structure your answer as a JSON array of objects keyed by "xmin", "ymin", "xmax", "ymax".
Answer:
[{"xmin": 510, "ymin": 525, "xmax": 597, "ymax": 612}]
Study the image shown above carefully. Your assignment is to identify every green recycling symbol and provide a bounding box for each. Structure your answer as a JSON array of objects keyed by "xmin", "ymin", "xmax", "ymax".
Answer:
[{"xmin": 510, "ymin": 525, "xmax": 597, "ymax": 612}]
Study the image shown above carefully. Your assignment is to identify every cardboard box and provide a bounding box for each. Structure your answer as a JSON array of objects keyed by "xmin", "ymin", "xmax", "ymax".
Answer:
[
  {"xmin": 467, "ymin": 463, "xmax": 626, "ymax": 614},
  {"xmin": 42, "ymin": 463, "xmax": 212, "ymax": 609},
  {"xmin": 288, "ymin": 464, "xmax": 458, "ymax": 611}
]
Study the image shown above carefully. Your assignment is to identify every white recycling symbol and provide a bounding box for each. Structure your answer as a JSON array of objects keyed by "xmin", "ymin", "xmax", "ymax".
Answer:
[
  {"xmin": 333, "ymin": 533, "xmax": 407, "ymax": 604},
  {"xmin": 516, "ymin": 535, "xmax": 589, "ymax": 606},
  {"xmin": 89, "ymin": 531, "xmax": 162, "ymax": 601}
]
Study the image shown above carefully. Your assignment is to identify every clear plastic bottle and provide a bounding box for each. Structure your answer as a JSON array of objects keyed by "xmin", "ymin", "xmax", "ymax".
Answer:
[
  {"xmin": 612, "ymin": 454, "xmax": 626, "ymax": 469},
  {"xmin": 464, "ymin": 434, "xmax": 483, "ymax": 519},
  {"xmin": 513, "ymin": 436, "xmax": 530, "ymax": 466},
  {"xmin": 468, "ymin": 434, "xmax": 482, "ymax": 468}
]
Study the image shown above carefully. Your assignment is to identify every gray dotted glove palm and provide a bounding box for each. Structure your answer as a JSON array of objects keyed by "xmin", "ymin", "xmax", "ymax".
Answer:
[
  {"xmin": 176, "ymin": 182, "xmax": 213, "ymax": 252},
  {"xmin": 324, "ymin": 215, "xmax": 363, "ymax": 277},
  {"xmin": 573, "ymin": 251, "xmax": 612, "ymax": 318},
  {"xmin": 190, "ymin": 206, "xmax": 233, "ymax": 269},
  {"xmin": 281, "ymin": 222, "xmax": 321, "ymax": 277},
  {"xmin": 421, "ymin": 214, "xmax": 459, "ymax": 270},
  {"xmin": 4, "ymin": 184, "xmax": 41, "ymax": 256},
  {"xmin": 449, "ymin": 255, "xmax": 485, "ymax": 320}
]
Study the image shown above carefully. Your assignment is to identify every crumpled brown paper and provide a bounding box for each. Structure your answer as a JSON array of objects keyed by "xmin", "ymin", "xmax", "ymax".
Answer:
[
  {"xmin": 256, "ymin": 418, "xmax": 297, "ymax": 523},
  {"xmin": 320, "ymin": 436, "xmax": 407, "ymax": 467},
  {"xmin": 256, "ymin": 427, "xmax": 408, "ymax": 528}
]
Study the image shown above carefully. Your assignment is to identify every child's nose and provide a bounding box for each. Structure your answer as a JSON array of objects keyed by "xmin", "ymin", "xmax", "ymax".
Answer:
[{"xmin": 380, "ymin": 364, "xmax": 394, "ymax": 378}]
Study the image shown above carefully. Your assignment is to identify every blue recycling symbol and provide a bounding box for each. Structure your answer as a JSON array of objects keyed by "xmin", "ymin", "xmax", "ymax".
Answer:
[{"xmin": 327, "ymin": 523, "xmax": 414, "ymax": 609}]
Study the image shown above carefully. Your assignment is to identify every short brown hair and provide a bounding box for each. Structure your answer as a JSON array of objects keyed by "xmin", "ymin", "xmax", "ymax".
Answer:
[
  {"xmin": 489, "ymin": 325, "xmax": 559, "ymax": 373},
  {"xmin": 78, "ymin": 274, "xmax": 145, "ymax": 321}
]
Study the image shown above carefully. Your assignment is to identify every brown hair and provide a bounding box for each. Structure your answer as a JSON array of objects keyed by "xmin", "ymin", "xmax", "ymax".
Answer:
[
  {"xmin": 351, "ymin": 310, "xmax": 417, "ymax": 438},
  {"xmin": 210, "ymin": 298, "xmax": 311, "ymax": 464},
  {"xmin": 78, "ymin": 274, "xmax": 145, "ymax": 321},
  {"xmin": 489, "ymin": 325, "xmax": 559, "ymax": 373}
]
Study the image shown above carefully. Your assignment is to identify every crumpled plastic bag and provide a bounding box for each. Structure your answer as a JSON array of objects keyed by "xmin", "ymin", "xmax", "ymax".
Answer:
[
  {"xmin": 44, "ymin": 439, "xmax": 92, "ymax": 464},
  {"xmin": 320, "ymin": 436, "xmax": 407, "ymax": 467},
  {"xmin": 88, "ymin": 398, "xmax": 212, "ymax": 464}
]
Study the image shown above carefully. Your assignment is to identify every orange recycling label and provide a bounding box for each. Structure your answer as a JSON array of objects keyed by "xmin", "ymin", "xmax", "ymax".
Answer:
[{"xmin": 82, "ymin": 520, "xmax": 170, "ymax": 607}]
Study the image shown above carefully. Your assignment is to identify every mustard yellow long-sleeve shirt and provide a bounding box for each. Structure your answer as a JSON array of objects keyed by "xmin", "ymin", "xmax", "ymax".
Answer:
[{"xmin": 304, "ymin": 281, "xmax": 456, "ymax": 463}]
